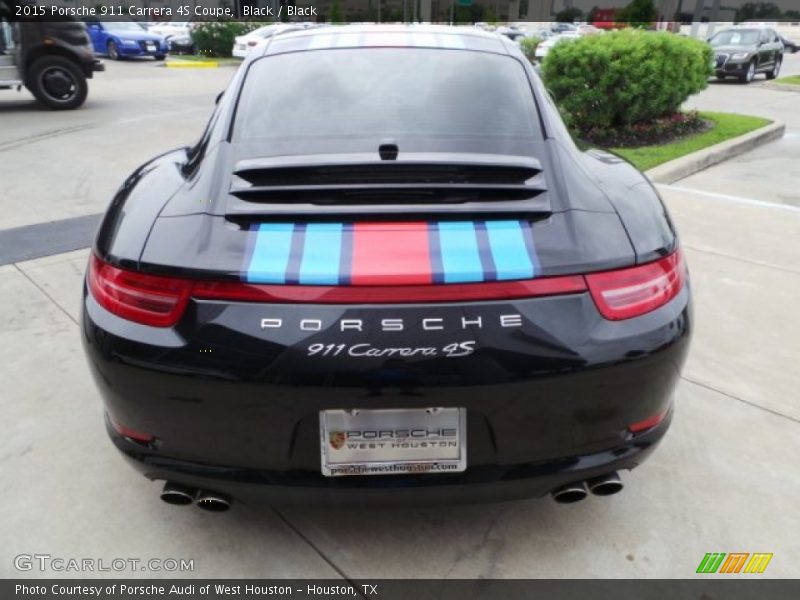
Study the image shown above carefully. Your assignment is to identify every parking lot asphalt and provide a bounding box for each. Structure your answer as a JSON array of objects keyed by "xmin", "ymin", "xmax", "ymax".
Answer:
[
  {"xmin": 1, "ymin": 51, "xmax": 799, "ymax": 579},
  {"xmin": 0, "ymin": 61, "xmax": 234, "ymax": 230}
]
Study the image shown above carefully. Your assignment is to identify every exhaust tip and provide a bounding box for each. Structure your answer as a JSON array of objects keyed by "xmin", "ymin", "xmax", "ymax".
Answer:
[
  {"xmin": 587, "ymin": 472, "xmax": 623, "ymax": 496},
  {"xmin": 196, "ymin": 491, "xmax": 232, "ymax": 512},
  {"xmin": 551, "ymin": 482, "xmax": 588, "ymax": 504},
  {"xmin": 160, "ymin": 482, "xmax": 195, "ymax": 506}
]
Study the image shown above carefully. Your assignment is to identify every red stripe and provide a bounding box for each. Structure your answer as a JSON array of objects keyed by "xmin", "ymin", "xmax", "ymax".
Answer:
[{"xmin": 350, "ymin": 222, "xmax": 432, "ymax": 285}]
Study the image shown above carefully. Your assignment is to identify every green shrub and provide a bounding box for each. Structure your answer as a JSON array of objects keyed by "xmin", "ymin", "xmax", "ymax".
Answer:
[
  {"xmin": 192, "ymin": 22, "xmax": 263, "ymax": 58},
  {"xmin": 541, "ymin": 30, "xmax": 713, "ymax": 134},
  {"xmin": 617, "ymin": 0, "xmax": 657, "ymax": 27},
  {"xmin": 518, "ymin": 36, "xmax": 541, "ymax": 61}
]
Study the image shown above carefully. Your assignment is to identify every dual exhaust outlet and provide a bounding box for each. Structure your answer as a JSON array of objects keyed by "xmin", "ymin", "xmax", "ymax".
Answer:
[
  {"xmin": 551, "ymin": 472, "xmax": 623, "ymax": 504},
  {"xmin": 160, "ymin": 482, "xmax": 232, "ymax": 512}
]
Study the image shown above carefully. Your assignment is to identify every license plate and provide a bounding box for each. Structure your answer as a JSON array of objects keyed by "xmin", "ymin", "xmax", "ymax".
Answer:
[
  {"xmin": 146, "ymin": 43, "xmax": 156, "ymax": 51},
  {"xmin": 320, "ymin": 407, "xmax": 466, "ymax": 477}
]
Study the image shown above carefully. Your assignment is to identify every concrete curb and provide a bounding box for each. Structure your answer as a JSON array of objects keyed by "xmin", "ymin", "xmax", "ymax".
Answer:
[
  {"xmin": 165, "ymin": 60, "xmax": 220, "ymax": 69},
  {"xmin": 645, "ymin": 121, "xmax": 786, "ymax": 184},
  {"xmin": 761, "ymin": 82, "xmax": 800, "ymax": 92}
]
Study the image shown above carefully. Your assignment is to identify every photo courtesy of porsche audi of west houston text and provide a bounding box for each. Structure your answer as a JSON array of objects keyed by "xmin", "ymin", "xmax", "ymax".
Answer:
[
  {"xmin": 81, "ymin": 25, "xmax": 692, "ymax": 511},
  {"xmin": 14, "ymin": 584, "xmax": 360, "ymax": 597}
]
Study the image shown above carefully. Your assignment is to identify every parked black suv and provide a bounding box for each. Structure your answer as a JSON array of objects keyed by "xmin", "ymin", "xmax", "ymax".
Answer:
[
  {"xmin": 710, "ymin": 27, "xmax": 784, "ymax": 83},
  {"xmin": 0, "ymin": 4, "xmax": 103, "ymax": 109}
]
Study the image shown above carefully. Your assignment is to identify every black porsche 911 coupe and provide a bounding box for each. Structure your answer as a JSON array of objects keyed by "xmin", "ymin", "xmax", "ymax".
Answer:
[{"xmin": 81, "ymin": 25, "xmax": 692, "ymax": 511}]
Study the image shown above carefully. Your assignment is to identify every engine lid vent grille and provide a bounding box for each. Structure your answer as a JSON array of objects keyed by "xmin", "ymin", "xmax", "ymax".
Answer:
[{"xmin": 226, "ymin": 153, "xmax": 549, "ymax": 220}]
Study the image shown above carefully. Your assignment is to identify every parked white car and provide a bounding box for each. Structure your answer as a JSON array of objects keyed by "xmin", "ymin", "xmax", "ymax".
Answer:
[
  {"xmin": 148, "ymin": 21, "xmax": 192, "ymax": 40},
  {"xmin": 535, "ymin": 32, "xmax": 582, "ymax": 60},
  {"xmin": 232, "ymin": 24, "xmax": 303, "ymax": 58}
]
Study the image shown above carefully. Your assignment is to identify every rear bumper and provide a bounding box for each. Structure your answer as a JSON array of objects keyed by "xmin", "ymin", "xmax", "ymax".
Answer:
[
  {"xmin": 108, "ymin": 412, "xmax": 671, "ymax": 507},
  {"xmin": 82, "ymin": 284, "xmax": 691, "ymax": 506}
]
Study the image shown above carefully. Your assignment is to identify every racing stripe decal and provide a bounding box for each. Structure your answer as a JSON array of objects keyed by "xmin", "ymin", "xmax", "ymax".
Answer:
[
  {"xmin": 246, "ymin": 223, "xmax": 294, "ymax": 284},
  {"xmin": 298, "ymin": 223, "xmax": 343, "ymax": 285},
  {"xmin": 437, "ymin": 222, "xmax": 484, "ymax": 283},
  {"xmin": 351, "ymin": 222, "xmax": 432, "ymax": 285},
  {"xmin": 245, "ymin": 221, "xmax": 539, "ymax": 285},
  {"xmin": 485, "ymin": 220, "xmax": 536, "ymax": 280}
]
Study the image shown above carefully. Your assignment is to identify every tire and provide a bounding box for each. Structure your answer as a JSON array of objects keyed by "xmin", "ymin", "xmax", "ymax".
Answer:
[
  {"xmin": 766, "ymin": 56, "xmax": 782, "ymax": 80},
  {"xmin": 107, "ymin": 40, "xmax": 120, "ymax": 61},
  {"xmin": 154, "ymin": 55, "xmax": 166, "ymax": 61},
  {"xmin": 25, "ymin": 56, "xmax": 88, "ymax": 110},
  {"xmin": 739, "ymin": 60, "xmax": 756, "ymax": 84}
]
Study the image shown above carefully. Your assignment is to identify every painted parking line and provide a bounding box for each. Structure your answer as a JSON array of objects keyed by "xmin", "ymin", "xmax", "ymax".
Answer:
[
  {"xmin": 656, "ymin": 184, "xmax": 800, "ymax": 214},
  {"xmin": 0, "ymin": 214, "xmax": 102, "ymax": 266}
]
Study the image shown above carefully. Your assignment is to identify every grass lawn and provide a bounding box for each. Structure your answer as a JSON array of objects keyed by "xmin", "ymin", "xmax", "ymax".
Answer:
[
  {"xmin": 774, "ymin": 75, "xmax": 800, "ymax": 85},
  {"xmin": 612, "ymin": 112, "xmax": 772, "ymax": 172}
]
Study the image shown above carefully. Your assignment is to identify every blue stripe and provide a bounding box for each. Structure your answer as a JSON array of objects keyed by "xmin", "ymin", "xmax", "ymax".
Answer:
[
  {"xmin": 299, "ymin": 223, "xmax": 343, "ymax": 285},
  {"xmin": 486, "ymin": 221, "xmax": 535, "ymax": 280},
  {"xmin": 246, "ymin": 223, "xmax": 294, "ymax": 284},
  {"xmin": 438, "ymin": 222, "xmax": 483, "ymax": 283}
]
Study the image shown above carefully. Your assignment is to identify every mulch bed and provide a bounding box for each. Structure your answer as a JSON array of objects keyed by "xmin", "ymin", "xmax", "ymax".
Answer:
[{"xmin": 578, "ymin": 112, "xmax": 712, "ymax": 148}]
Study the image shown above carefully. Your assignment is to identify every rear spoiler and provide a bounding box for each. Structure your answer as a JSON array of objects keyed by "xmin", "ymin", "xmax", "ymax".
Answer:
[{"xmin": 225, "ymin": 153, "xmax": 550, "ymax": 222}]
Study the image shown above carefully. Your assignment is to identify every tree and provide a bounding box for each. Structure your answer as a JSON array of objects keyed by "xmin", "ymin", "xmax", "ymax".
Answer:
[
  {"xmin": 617, "ymin": 0, "xmax": 656, "ymax": 28},
  {"xmin": 735, "ymin": 2, "xmax": 782, "ymax": 23},
  {"xmin": 555, "ymin": 7, "xmax": 583, "ymax": 23},
  {"xmin": 329, "ymin": 0, "xmax": 344, "ymax": 23}
]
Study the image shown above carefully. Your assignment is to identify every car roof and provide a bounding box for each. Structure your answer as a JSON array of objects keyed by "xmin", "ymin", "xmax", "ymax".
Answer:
[{"xmin": 258, "ymin": 24, "xmax": 516, "ymax": 57}]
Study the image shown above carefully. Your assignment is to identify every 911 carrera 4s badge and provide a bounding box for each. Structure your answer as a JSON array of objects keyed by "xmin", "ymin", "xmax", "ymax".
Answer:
[{"xmin": 244, "ymin": 220, "xmax": 539, "ymax": 286}]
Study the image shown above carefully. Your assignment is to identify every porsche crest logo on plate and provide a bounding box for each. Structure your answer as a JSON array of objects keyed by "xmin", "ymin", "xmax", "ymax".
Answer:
[{"xmin": 329, "ymin": 431, "xmax": 346, "ymax": 450}]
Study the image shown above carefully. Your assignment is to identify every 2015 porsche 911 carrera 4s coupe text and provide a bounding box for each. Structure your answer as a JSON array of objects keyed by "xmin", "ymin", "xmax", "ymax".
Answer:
[{"xmin": 81, "ymin": 25, "xmax": 692, "ymax": 511}]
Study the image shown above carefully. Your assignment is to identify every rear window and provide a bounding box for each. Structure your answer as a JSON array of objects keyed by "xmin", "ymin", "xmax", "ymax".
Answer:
[{"xmin": 233, "ymin": 48, "xmax": 540, "ymax": 143}]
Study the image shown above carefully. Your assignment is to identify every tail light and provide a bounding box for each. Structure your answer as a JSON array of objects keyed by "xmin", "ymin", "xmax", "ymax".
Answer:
[
  {"xmin": 88, "ymin": 254, "xmax": 192, "ymax": 327},
  {"xmin": 109, "ymin": 417, "xmax": 154, "ymax": 444},
  {"xmin": 628, "ymin": 410, "xmax": 668, "ymax": 434},
  {"xmin": 586, "ymin": 250, "xmax": 686, "ymax": 321},
  {"xmin": 191, "ymin": 276, "xmax": 587, "ymax": 304}
]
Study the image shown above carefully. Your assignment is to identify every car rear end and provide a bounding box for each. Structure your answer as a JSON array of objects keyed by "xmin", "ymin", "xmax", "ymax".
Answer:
[{"xmin": 81, "ymin": 27, "xmax": 692, "ymax": 509}]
